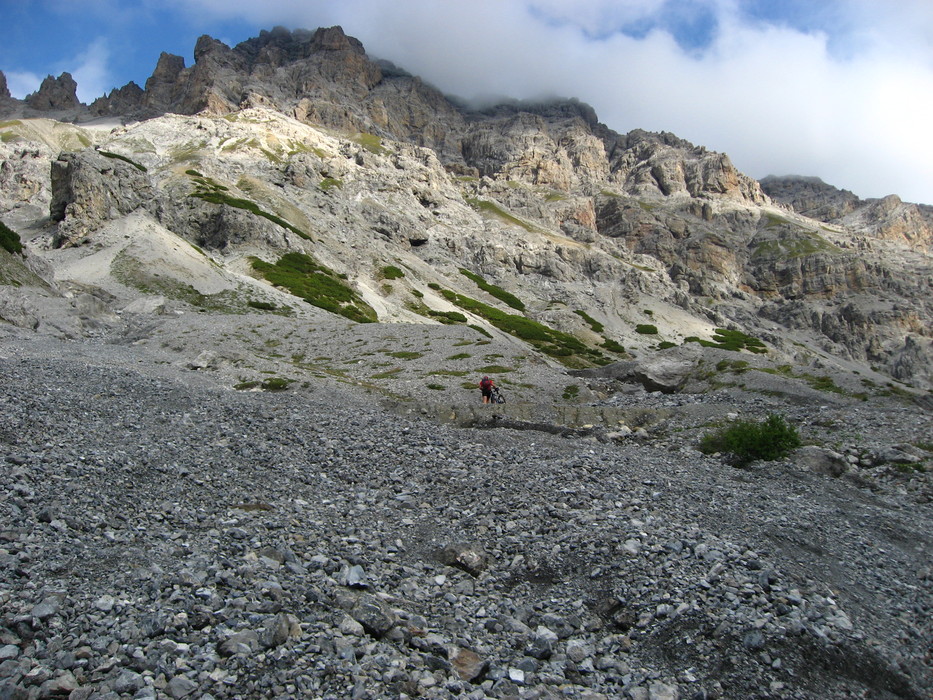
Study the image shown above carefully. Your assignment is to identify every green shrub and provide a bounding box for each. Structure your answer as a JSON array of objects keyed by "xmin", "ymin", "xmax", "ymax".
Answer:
[
  {"xmin": 353, "ymin": 132, "xmax": 388, "ymax": 155},
  {"xmin": 635, "ymin": 324, "xmax": 658, "ymax": 335},
  {"xmin": 0, "ymin": 221, "xmax": 23, "ymax": 255},
  {"xmin": 574, "ymin": 310, "xmax": 604, "ymax": 333},
  {"xmin": 250, "ymin": 253, "xmax": 376, "ymax": 323},
  {"xmin": 426, "ymin": 309, "xmax": 467, "ymax": 324},
  {"xmin": 562, "ymin": 384, "xmax": 580, "ymax": 400},
  {"xmin": 657, "ymin": 341, "xmax": 676, "ymax": 350},
  {"xmin": 698, "ymin": 414, "xmax": 801, "ymax": 467},
  {"xmin": 464, "ymin": 197, "xmax": 537, "ymax": 232},
  {"xmin": 426, "ymin": 383, "xmax": 446, "ymax": 391},
  {"xmin": 247, "ymin": 300, "xmax": 277, "ymax": 311},
  {"xmin": 261, "ymin": 377, "xmax": 290, "ymax": 391},
  {"xmin": 319, "ymin": 177, "xmax": 343, "ymax": 191},
  {"xmin": 380, "ymin": 265, "xmax": 404, "ymax": 280},
  {"xmin": 98, "ymin": 150, "xmax": 147, "ymax": 172},
  {"xmin": 601, "ymin": 338, "xmax": 626, "ymax": 354},
  {"xmin": 459, "ymin": 268, "xmax": 525, "ymax": 311},
  {"xmin": 188, "ymin": 174, "xmax": 310, "ymax": 240}
]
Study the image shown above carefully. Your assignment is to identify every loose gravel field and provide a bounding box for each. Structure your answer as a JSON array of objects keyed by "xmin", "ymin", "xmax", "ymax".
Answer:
[{"xmin": 1, "ymin": 321, "xmax": 931, "ymax": 700}]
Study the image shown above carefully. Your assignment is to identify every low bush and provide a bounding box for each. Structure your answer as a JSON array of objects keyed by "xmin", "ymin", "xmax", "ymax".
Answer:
[
  {"xmin": 250, "ymin": 253, "xmax": 376, "ymax": 323},
  {"xmin": 380, "ymin": 265, "xmax": 404, "ymax": 280},
  {"xmin": 574, "ymin": 309, "xmax": 604, "ymax": 333},
  {"xmin": 635, "ymin": 324, "xmax": 658, "ymax": 335},
  {"xmin": 684, "ymin": 328, "xmax": 767, "ymax": 354},
  {"xmin": 98, "ymin": 150, "xmax": 147, "ymax": 172},
  {"xmin": 460, "ymin": 268, "xmax": 525, "ymax": 311},
  {"xmin": 698, "ymin": 414, "xmax": 801, "ymax": 467}
]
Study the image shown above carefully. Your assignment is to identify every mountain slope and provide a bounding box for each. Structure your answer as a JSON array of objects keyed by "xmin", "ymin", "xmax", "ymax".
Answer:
[{"xmin": 0, "ymin": 24, "xmax": 930, "ymax": 391}]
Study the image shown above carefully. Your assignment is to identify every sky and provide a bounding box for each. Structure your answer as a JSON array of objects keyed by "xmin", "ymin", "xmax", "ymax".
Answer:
[{"xmin": 2, "ymin": 0, "xmax": 932, "ymax": 205}]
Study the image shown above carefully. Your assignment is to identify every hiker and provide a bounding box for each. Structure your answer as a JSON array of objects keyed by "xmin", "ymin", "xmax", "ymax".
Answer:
[{"xmin": 479, "ymin": 375, "xmax": 495, "ymax": 404}]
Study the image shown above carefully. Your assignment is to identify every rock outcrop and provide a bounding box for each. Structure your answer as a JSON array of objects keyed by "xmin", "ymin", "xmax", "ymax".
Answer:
[
  {"xmin": 24, "ymin": 72, "xmax": 81, "ymax": 111},
  {"xmin": 762, "ymin": 175, "xmax": 933, "ymax": 250}
]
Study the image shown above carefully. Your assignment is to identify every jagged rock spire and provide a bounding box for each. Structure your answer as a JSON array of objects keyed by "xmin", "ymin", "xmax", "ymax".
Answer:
[{"xmin": 25, "ymin": 72, "xmax": 81, "ymax": 110}]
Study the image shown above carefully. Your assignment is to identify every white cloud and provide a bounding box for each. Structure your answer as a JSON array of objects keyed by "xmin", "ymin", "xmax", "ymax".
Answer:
[
  {"xmin": 5, "ymin": 71, "xmax": 42, "ymax": 99},
  {"xmin": 69, "ymin": 38, "xmax": 114, "ymax": 103},
  {"xmin": 135, "ymin": 0, "xmax": 933, "ymax": 203}
]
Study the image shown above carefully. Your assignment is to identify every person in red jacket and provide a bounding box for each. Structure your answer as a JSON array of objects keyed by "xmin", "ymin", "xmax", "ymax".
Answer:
[{"xmin": 479, "ymin": 375, "xmax": 495, "ymax": 404}]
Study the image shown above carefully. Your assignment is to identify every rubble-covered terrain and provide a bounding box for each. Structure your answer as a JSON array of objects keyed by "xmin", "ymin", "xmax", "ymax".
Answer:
[{"xmin": 1, "ymin": 318, "xmax": 931, "ymax": 699}]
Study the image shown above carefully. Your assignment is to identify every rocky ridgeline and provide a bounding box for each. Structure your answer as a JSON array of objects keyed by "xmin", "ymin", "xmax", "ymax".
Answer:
[{"xmin": 0, "ymin": 334, "xmax": 931, "ymax": 700}]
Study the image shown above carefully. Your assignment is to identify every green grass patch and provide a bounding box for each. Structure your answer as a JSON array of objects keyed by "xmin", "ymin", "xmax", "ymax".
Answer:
[
  {"xmin": 246, "ymin": 300, "xmax": 277, "ymax": 311},
  {"xmin": 469, "ymin": 324, "xmax": 493, "ymax": 339},
  {"xmin": 426, "ymin": 383, "xmax": 446, "ymax": 391},
  {"xmin": 562, "ymin": 384, "xmax": 580, "ymax": 401},
  {"xmin": 476, "ymin": 365, "xmax": 513, "ymax": 374},
  {"xmin": 439, "ymin": 288, "xmax": 605, "ymax": 367},
  {"xmin": 574, "ymin": 310, "xmax": 604, "ymax": 333},
  {"xmin": 371, "ymin": 367, "xmax": 403, "ymax": 379},
  {"xmin": 717, "ymin": 359, "xmax": 749, "ymax": 372},
  {"xmin": 380, "ymin": 265, "xmax": 404, "ymax": 280},
  {"xmin": 699, "ymin": 414, "xmax": 802, "ymax": 467},
  {"xmin": 188, "ymin": 173, "xmax": 310, "ymax": 240},
  {"xmin": 801, "ymin": 374, "xmax": 846, "ymax": 395},
  {"xmin": 447, "ymin": 353, "xmax": 472, "ymax": 360},
  {"xmin": 657, "ymin": 341, "xmax": 676, "ymax": 350},
  {"xmin": 428, "ymin": 369, "xmax": 470, "ymax": 377},
  {"xmin": 111, "ymin": 251, "xmax": 246, "ymax": 312},
  {"xmin": 427, "ymin": 309, "xmax": 468, "ymax": 324},
  {"xmin": 353, "ymin": 132, "xmax": 389, "ymax": 155},
  {"xmin": 753, "ymin": 231, "xmax": 841, "ymax": 259},
  {"xmin": 387, "ymin": 351, "xmax": 422, "ymax": 360},
  {"xmin": 0, "ymin": 221, "xmax": 24, "ymax": 255},
  {"xmin": 250, "ymin": 252, "xmax": 376, "ymax": 323},
  {"xmin": 319, "ymin": 177, "xmax": 343, "ymax": 192},
  {"xmin": 635, "ymin": 324, "xmax": 658, "ymax": 335},
  {"xmin": 98, "ymin": 150, "xmax": 147, "ymax": 172},
  {"xmin": 460, "ymin": 268, "xmax": 525, "ymax": 311},
  {"xmin": 685, "ymin": 328, "xmax": 767, "ymax": 354},
  {"xmin": 601, "ymin": 338, "xmax": 626, "ymax": 354},
  {"xmin": 464, "ymin": 197, "xmax": 538, "ymax": 233}
]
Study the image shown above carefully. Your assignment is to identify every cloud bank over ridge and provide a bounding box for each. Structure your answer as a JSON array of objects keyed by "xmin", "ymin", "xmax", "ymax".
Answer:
[{"xmin": 6, "ymin": 0, "xmax": 933, "ymax": 204}]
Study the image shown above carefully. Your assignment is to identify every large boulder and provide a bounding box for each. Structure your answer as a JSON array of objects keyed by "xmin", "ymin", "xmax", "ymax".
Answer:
[{"xmin": 50, "ymin": 149, "xmax": 155, "ymax": 247}]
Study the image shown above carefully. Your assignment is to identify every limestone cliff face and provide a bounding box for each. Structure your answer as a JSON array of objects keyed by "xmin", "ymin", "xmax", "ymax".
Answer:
[{"xmin": 762, "ymin": 176, "xmax": 933, "ymax": 251}]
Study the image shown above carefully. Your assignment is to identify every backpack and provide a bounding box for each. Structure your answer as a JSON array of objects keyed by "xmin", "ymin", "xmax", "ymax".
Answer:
[{"xmin": 480, "ymin": 377, "xmax": 492, "ymax": 390}]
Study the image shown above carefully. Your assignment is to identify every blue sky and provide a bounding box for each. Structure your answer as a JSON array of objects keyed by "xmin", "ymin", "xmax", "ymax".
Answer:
[{"xmin": 3, "ymin": 0, "xmax": 932, "ymax": 205}]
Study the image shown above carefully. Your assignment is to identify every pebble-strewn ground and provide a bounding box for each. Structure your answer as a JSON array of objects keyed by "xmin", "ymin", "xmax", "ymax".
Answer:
[{"xmin": 1, "ymin": 332, "xmax": 931, "ymax": 700}]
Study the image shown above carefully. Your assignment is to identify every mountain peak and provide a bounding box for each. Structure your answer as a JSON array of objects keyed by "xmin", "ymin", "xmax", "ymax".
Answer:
[{"xmin": 24, "ymin": 72, "xmax": 80, "ymax": 111}]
